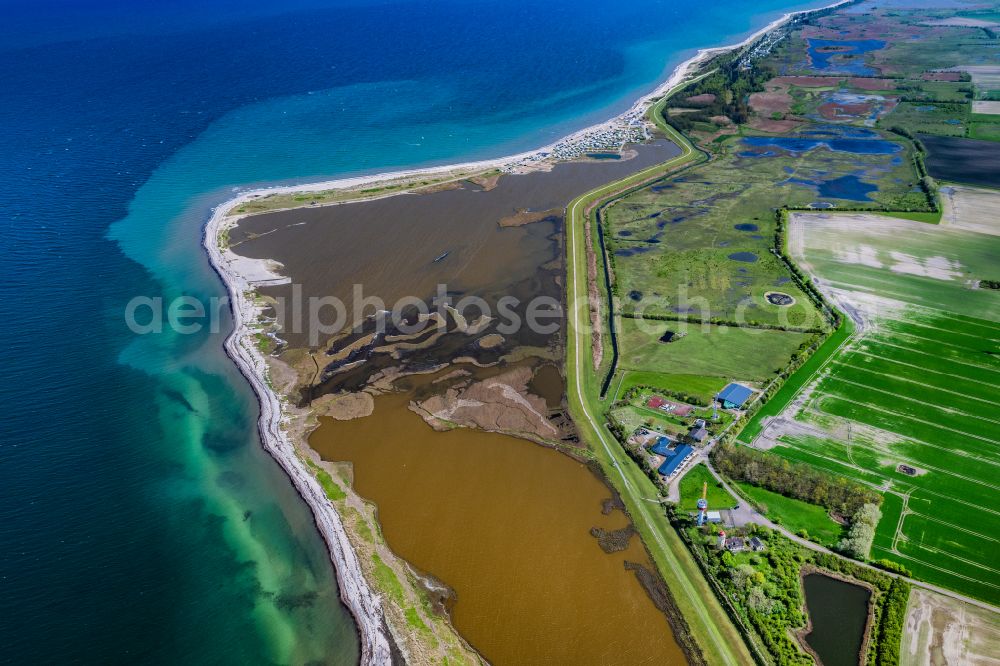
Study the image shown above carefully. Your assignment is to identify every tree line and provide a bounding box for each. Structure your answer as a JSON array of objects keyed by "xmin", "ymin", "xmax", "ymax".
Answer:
[
  {"xmin": 712, "ymin": 443, "xmax": 882, "ymax": 517},
  {"xmin": 619, "ymin": 309, "xmax": 824, "ymax": 334},
  {"xmin": 838, "ymin": 503, "xmax": 882, "ymax": 559}
]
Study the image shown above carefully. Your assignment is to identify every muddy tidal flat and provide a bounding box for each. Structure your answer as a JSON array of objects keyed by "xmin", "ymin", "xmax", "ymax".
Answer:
[
  {"xmin": 227, "ymin": 140, "xmax": 690, "ymax": 663},
  {"xmin": 230, "ymin": 139, "xmax": 680, "ymax": 349}
]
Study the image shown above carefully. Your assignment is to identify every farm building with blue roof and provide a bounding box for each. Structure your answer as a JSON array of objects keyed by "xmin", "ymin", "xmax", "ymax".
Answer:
[
  {"xmin": 717, "ymin": 383, "xmax": 754, "ymax": 409},
  {"xmin": 657, "ymin": 444, "xmax": 694, "ymax": 478},
  {"xmin": 650, "ymin": 437, "xmax": 672, "ymax": 457}
]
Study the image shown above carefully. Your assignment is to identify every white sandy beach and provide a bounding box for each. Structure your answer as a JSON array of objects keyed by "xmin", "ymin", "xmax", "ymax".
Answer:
[{"xmin": 202, "ymin": 2, "xmax": 847, "ymax": 663}]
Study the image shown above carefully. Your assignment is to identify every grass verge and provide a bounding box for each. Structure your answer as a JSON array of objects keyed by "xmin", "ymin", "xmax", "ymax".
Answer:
[{"xmin": 732, "ymin": 481, "xmax": 844, "ymax": 547}]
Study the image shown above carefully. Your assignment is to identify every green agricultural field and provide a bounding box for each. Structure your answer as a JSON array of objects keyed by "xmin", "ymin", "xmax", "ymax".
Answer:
[
  {"xmin": 678, "ymin": 464, "xmax": 737, "ymax": 514},
  {"xmin": 908, "ymin": 81, "xmax": 974, "ymax": 103},
  {"xmin": 732, "ymin": 481, "xmax": 845, "ymax": 547},
  {"xmin": 969, "ymin": 115, "xmax": 1000, "ymax": 142},
  {"xmin": 618, "ymin": 318, "xmax": 814, "ymax": 382},
  {"xmin": 788, "ymin": 212, "xmax": 1000, "ymax": 320},
  {"xmin": 742, "ymin": 210, "xmax": 1000, "ymax": 605},
  {"xmin": 879, "ymin": 101, "xmax": 969, "ymax": 137}
]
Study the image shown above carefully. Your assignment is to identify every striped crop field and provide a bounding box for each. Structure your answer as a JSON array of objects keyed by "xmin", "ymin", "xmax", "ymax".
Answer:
[{"xmin": 745, "ymin": 211, "xmax": 1000, "ymax": 605}]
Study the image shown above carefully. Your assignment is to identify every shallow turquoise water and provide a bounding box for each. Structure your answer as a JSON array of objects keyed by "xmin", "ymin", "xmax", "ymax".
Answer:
[{"xmin": 3, "ymin": 0, "xmax": 833, "ymax": 661}]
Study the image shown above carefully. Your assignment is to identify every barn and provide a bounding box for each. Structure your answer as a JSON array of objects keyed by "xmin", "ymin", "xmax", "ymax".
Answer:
[{"xmin": 717, "ymin": 383, "xmax": 754, "ymax": 409}]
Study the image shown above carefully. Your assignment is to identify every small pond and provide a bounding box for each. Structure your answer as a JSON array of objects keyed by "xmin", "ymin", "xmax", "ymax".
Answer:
[
  {"xmin": 786, "ymin": 174, "xmax": 878, "ymax": 201},
  {"xmin": 615, "ymin": 246, "xmax": 651, "ymax": 257},
  {"xmin": 740, "ymin": 136, "xmax": 901, "ymax": 156},
  {"xmin": 734, "ymin": 223, "xmax": 759, "ymax": 231},
  {"xmin": 728, "ymin": 251, "xmax": 758, "ymax": 263},
  {"xmin": 527, "ymin": 363, "xmax": 564, "ymax": 409},
  {"xmin": 806, "ymin": 38, "xmax": 886, "ymax": 76},
  {"xmin": 802, "ymin": 573, "xmax": 871, "ymax": 666},
  {"xmin": 765, "ymin": 291, "xmax": 794, "ymax": 306}
]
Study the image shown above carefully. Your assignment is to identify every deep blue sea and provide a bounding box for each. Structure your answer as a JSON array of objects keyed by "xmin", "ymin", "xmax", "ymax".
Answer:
[{"xmin": 0, "ymin": 0, "xmax": 829, "ymax": 662}]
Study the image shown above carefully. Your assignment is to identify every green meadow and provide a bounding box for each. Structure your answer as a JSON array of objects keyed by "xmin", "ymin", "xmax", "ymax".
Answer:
[
  {"xmin": 614, "ymin": 370, "xmax": 728, "ymax": 404},
  {"xmin": 678, "ymin": 464, "xmax": 737, "ymax": 514},
  {"xmin": 618, "ymin": 318, "xmax": 813, "ymax": 382},
  {"xmin": 732, "ymin": 481, "xmax": 844, "ymax": 547}
]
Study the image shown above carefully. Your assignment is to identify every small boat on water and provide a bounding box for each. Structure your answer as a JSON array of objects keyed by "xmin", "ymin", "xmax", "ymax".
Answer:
[{"xmin": 433, "ymin": 251, "xmax": 450, "ymax": 263}]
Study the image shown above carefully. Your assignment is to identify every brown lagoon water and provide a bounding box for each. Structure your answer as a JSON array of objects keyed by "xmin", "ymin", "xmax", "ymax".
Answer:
[
  {"xmin": 231, "ymin": 139, "xmax": 689, "ymax": 662},
  {"xmin": 231, "ymin": 140, "xmax": 680, "ymax": 349},
  {"xmin": 310, "ymin": 387, "xmax": 686, "ymax": 665},
  {"xmin": 527, "ymin": 362, "xmax": 564, "ymax": 408},
  {"xmin": 802, "ymin": 573, "xmax": 871, "ymax": 666}
]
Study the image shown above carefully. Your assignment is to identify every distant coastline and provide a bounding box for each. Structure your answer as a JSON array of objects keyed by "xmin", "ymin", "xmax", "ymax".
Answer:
[
  {"xmin": 203, "ymin": 0, "xmax": 850, "ymax": 661},
  {"xmin": 210, "ymin": 0, "xmax": 849, "ymax": 212}
]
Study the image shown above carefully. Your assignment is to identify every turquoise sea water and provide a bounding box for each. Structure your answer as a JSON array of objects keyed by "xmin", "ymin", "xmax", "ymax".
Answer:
[{"xmin": 2, "ymin": 0, "xmax": 831, "ymax": 661}]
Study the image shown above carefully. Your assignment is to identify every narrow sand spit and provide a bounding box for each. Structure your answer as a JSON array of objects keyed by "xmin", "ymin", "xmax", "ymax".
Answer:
[
  {"xmin": 206, "ymin": 202, "xmax": 394, "ymax": 664},
  {"xmin": 197, "ymin": 0, "xmax": 849, "ymax": 219},
  {"xmin": 200, "ymin": 1, "xmax": 851, "ymax": 659}
]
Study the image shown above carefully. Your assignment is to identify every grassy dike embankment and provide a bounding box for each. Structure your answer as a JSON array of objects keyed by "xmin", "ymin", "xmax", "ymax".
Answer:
[{"xmin": 565, "ymin": 105, "xmax": 754, "ymax": 664}]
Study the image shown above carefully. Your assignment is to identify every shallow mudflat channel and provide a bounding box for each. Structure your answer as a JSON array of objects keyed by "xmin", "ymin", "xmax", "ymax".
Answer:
[{"xmin": 311, "ymin": 389, "xmax": 686, "ymax": 664}]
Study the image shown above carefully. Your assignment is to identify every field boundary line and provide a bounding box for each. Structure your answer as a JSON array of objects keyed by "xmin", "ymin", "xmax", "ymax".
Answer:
[
  {"xmin": 895, "ymin": 304, "xmax": 1000, "ymax": 333},
  {"xmin": 818, "ymin": 394, "xmax": 1000, "ymax": 447},
  {"xmin": 871, "ymin": 327, "xmax": 1000, "ymax": 356},
  {"xmin": 907, "ymin": 511, "xmax": 1000, "ymax": 543},
  {"xmin": 830, "ymin": 359, "xmax": 1000, "ymax": 405},
  {"xmin": 818, "ymin": 280, "xmax": 964, "ymax": 309},
  {"xmin": 913, "ymin": 486, "xmax": 1000, "ymax": 518},
  {"xmin": 822, "ymin": 375, "xmax": 1000, "ymax": 426},
  {"xmin": 790, "ymin": 416, "xmax": 1000, "ymax": 489},
  {"xmin": 891, "ymin": 489, "xmax": 912, "ymax": 553},
  {"xmin": 862, "ymin": 339, "xmax": 1000, "ymax": 376},
  {"xmin": 880, "ymin": 317, "xmax": 1000, "ymax": 344},
  {"xmin": 897, "ymin": 537, "xmax": 1000, "ymax": 579},
  {"xmin": 871, "ymin": 546, "xmax": 999, "ymax": 591},
  {"xmin": 845, "ymin": 349, "xmax": 1000, "ymax": 389}
]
